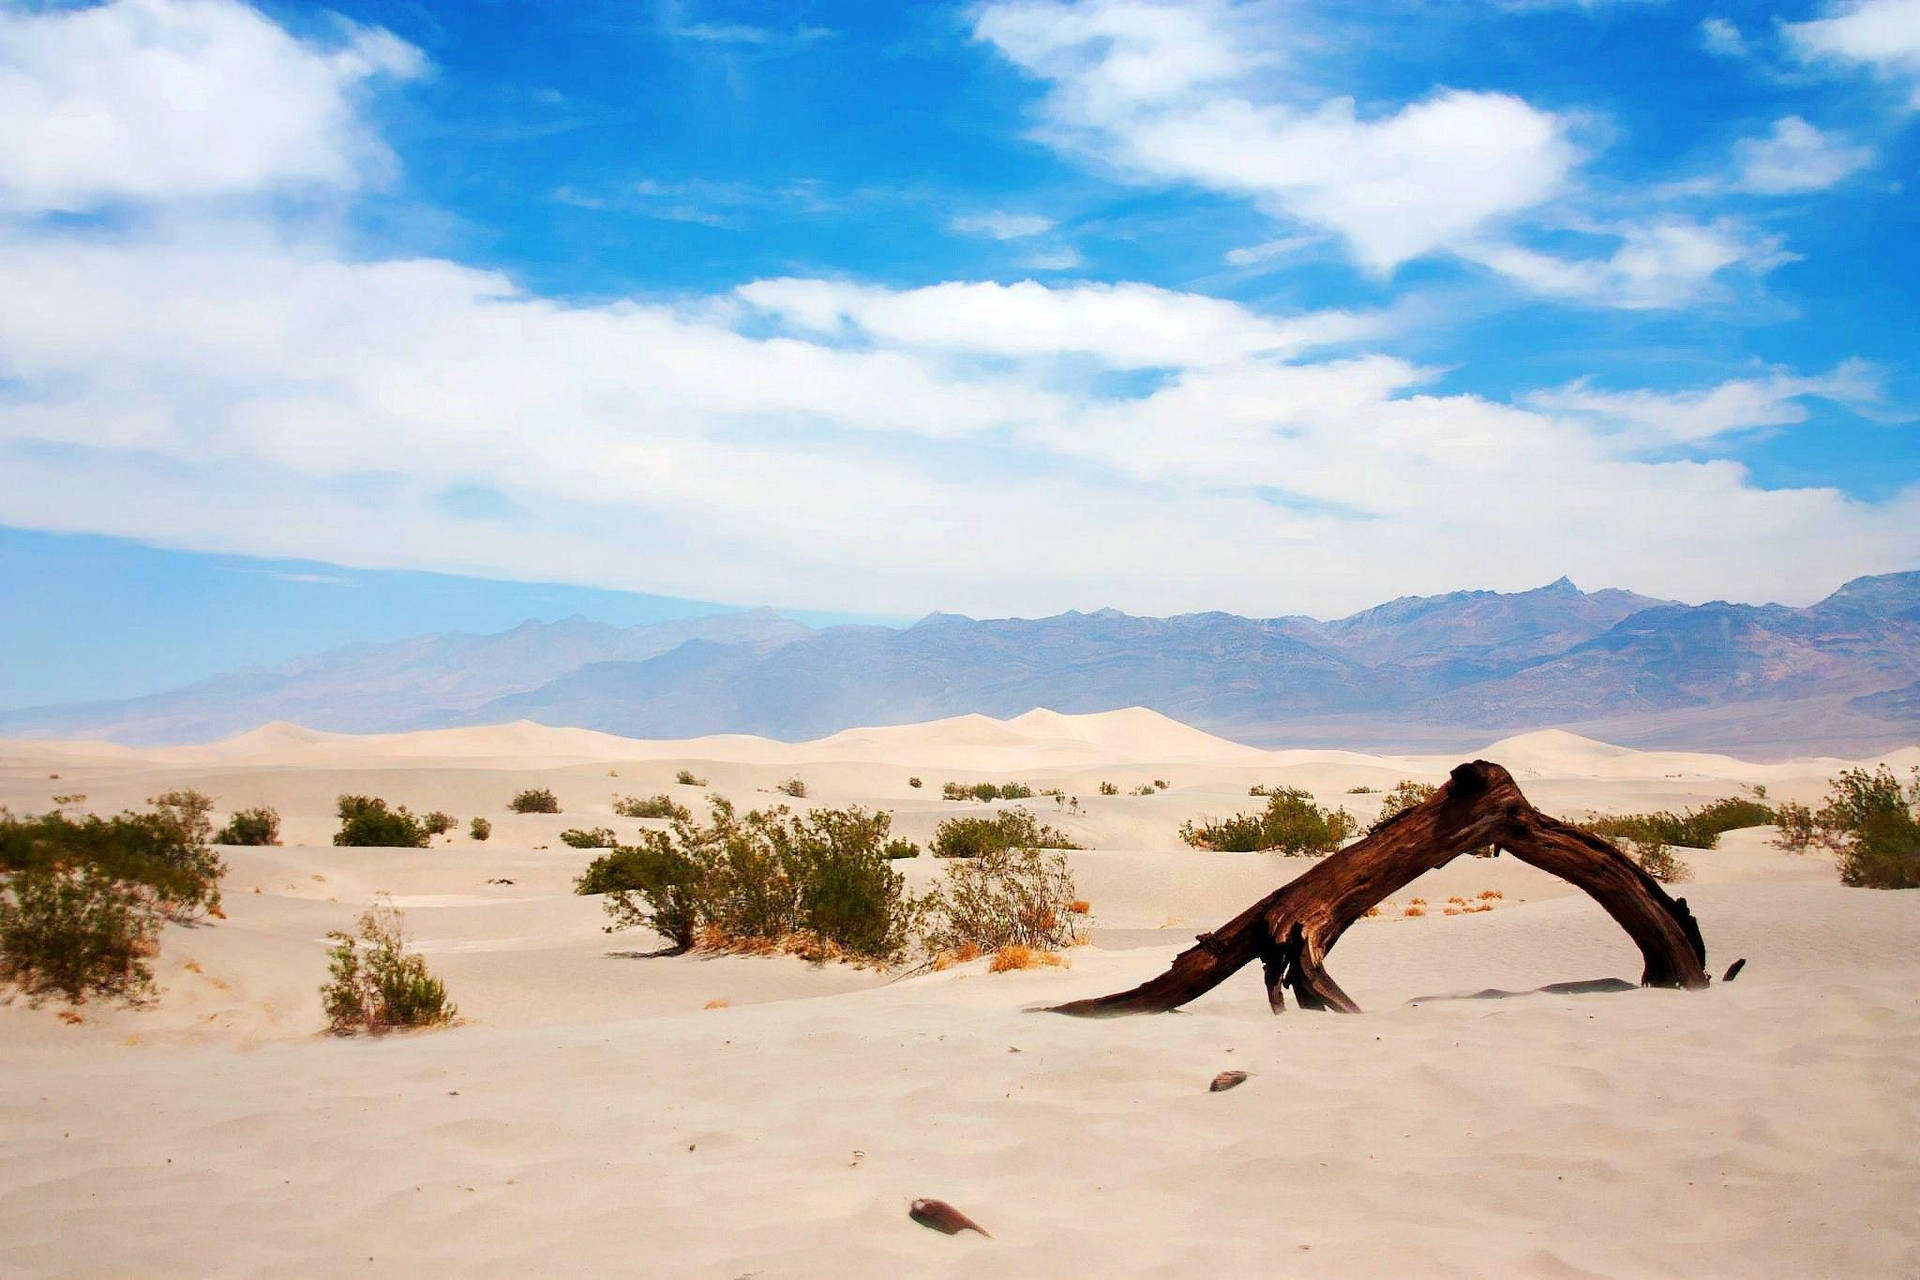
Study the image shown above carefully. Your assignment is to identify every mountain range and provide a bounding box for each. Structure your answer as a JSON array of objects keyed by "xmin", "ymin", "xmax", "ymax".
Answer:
[{"xmin": 4, "ymin": 574, "xmax": 1917, "ymax": 756}]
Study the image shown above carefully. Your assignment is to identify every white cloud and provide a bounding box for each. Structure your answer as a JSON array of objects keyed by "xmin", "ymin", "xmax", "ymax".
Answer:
[
  {"xmin": 1464, "ymin": 218, "xmax": 1789, "ymax": 309},
  {"xmin": 0, "ymin": 0, "xmax": 423, "ymax": 212},
  {"xmin": 949, "ymin": 211, "xmax": 1056, "ymax": 239},
  {"xmin": 1223, "ymin": 233, "xmax": 1318, "ymax": 266},
  {"xmin": 1785, "ymin": 0, "xmax": 1920, "ymax": 108},
  {"xmin": 0, "ymin": 0, "xmax": 1911, "ymax": 618},
  {"xmin": 972, "ymin": 0, "xmax": 1578, "ymax": 274},
  {"xmin": 1525, "ymin": 361, "xmax": 1883, "ymax": 446},
  {"xmin": 1699, "ymin": 17, "xmax": 1747, "ymax": 58},
  {"xmin": 1731, "ymin": 117, "xmax": 1874, "ymax": 193}
]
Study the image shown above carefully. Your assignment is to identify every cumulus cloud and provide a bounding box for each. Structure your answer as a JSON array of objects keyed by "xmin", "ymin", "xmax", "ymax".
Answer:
[
  {"xmin": 0, "ymin": 0, "xmax": 1911, "ymax": 617},
  {"xmin": 1731, "ymin": 117, "xmax": 1874, "ymax": 193},
  {"xmin": 1785, "ymin": 0, "xmax": 1920, "ymax": 109},
  {"xmin": 972, "ymin": 0, "xmax": 1577, "ymax": 275},
  {"xmin": 0, "ymin": 0, "xmax": 423, "ymax": 212}
]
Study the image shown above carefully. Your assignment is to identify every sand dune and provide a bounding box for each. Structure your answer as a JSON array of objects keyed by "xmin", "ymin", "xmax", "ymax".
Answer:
[{"xmin": 1, "ymin": 711, "xmax": 1916, "ymax": 1277}]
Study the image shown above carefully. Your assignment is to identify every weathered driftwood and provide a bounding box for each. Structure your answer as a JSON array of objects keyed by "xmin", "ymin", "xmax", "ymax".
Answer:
[{"xmin": 1049, "ymin": 759, "xmax": 1709, "ymax": 1018}]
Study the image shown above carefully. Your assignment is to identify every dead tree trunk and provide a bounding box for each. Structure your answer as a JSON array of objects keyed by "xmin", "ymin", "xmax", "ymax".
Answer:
[{"xmin": 1048, "ymin": 759, "xmax": 1709, "ymax": 1018}]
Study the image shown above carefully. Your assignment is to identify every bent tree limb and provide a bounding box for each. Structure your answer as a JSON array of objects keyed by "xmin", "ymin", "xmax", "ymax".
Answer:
[{"xmin": 1048, "ymin": 760, "xmax": 1709, "ymax": 1018}]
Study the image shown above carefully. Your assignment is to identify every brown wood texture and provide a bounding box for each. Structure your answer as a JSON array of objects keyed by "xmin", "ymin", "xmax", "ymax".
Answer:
[{"xmin": 1048, "ymin": 759, "xmax": 1710, "ymax": 1017}]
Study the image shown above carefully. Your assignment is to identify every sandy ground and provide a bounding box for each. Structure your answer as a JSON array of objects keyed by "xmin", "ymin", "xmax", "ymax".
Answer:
[{"xmin": 2, "ymin": 709, "xmax": 1916, "ymax": 1278}]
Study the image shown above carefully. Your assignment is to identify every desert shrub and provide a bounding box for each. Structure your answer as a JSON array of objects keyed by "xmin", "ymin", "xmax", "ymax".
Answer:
[
  {"xmin": 422, "ymin": 811, "xmax": 456, "ymax": 837},
  {"xmin": 1815, "ymin": 766, "xmax": 1920, "ymax": 890},
  {"xmin": 321, "ymin": 900, "xmax": 456, "ymax": 1034},
  {"xmin": 1129, "ymin": 784, "xmax": 1155, "ymax": 797},
  {"xmin": 560, "ymin": 827, "xmax": 618, "ymax": 849},
  {"xmin": 1770, "ymin": 800, "xmax": 1815, "ymax": 851},
  {"xmin": 214, "ymin": 806, "xmax": 281, "ymax": 846},
  {"xmin": 0, "ymin": 865, "xmax": 160, "ymax": 1003},
  {"xmin": 1629, "ymin": 837, "xmax": 1691, "ymax": 884},
  {"xmin": 0, "ymin": 795, "xmax": 226, "ymax": 921},
  {"xmin": 469, "ymin": 817, "xmax": 491, "ymax": 842},
  {"xmin": 675, "ymin": 770, "xmax": 708, "ymax": 787},
  {"xmin": 333, "ymin": 796, "xmax": 430, "ymax": 849},
  {"xmin": 1345, "ymin": 785, "xmax": 1376, "ymax": 795},
  {"xmin": 575, "ymin": 801, "xmax": 920, "ymax": 963},
  {"xmin": 1181, "ymin": 788, "xmax": 1355, "ymax": 855},
  {"xmin": 1097, "ymin": 781, "xmax": 1119, "ymax": 796},
  {"xmin": 930, "ymin": 808, "xmax": 1080, "ymax": 859},
  {"xmin": 613, "ymin": 794, "xmax": 693, "ymax": 821},
  {"xmin": 1583, "ymin": 797, "xmax": 1774, "ymax": 850},
  {"xmin": 908, "ymin": 776, "xmax": 923, "ymax": 789},
  {"xmin": 776, "ymin": 778, "xmax": 808, "ymax": 799},
  {"xmin": 508, "ymin": 788, "xmax": 561, "ymax": 814},
  {"xmin": 1377, "ymin": 779, "xmax": 1437, "ymax": 821},
  {"xmin": 939, "ymin": 781, "xmax": 1034, "ymax": 802},
  {"xmin": 922, "ymin": 846, "xmax": 1083, "ymax": 956}
]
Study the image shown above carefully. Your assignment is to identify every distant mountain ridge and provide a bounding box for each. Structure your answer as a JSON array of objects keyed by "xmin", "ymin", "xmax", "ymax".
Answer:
[{"xmin": 4, "ymin": 574, "xmax": 1917, "ymax": 756}]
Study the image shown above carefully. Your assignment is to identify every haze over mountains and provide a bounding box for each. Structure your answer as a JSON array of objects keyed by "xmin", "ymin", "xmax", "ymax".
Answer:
[{"xmin": 5, "ymin": 574, "xmax": 1918, "ymax": 756}]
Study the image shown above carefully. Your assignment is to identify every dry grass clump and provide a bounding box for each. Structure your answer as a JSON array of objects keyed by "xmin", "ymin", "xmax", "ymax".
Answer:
[
  {"xmin": 1464, "ymin": 902, "xmax": 1494, "ymax": 913},
  {"xmin": 702, "ymin": 998, "xmax": 729, "ymax": 1010},
  {"xmin": 930, "ymin": 942, "xmax": 983, "ymax": 971},
  {"xmin": 1363, "ymin": 904, "xmax": 1381, "ymax": 918},
  {"xmin": 1443, "ymin": 907, "xmax": 1461, "ymax": 916},
  {"xmin": 1067, "ymin": 899, "xmax": 1091, "ymax": 915},
  {"xmin": 1409, "ymin": 896, "xmax": 1427, "ymax": 906},
  {"xmin": 1477, "ymin": 889, "xmax": 1503, "ymax": 900},
  {"xmin": 1403, "ymin": 904, "xmax": 1426, "ymax": 917},
  {"xmin": 1446, "ymin": 895, "xmax": 1467, "ymax": 905},
  {"xmin": 988, "ymin": 944, "xmax": 1066, "ymax": 973}
]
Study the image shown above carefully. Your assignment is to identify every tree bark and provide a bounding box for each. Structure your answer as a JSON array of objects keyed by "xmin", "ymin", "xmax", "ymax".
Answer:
[{"xmin": 1048, "ymin": 759, "xmax": 1709, "ymax": 1018}]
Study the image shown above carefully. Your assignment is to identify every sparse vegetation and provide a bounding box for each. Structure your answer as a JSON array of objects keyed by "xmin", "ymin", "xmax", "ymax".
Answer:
[
  {"xmin": 0, "ymin": 793, "xmax": 232, "ymax": 1003},
  {"xmin": 320, "ymin": 899, "xmax": 456, "ymax": 1034},
  {"xmin": 560, "ymin": 827, "xmax": 618, "ymax": 849},
  {"xmin": 333, "ymin": 796, "xmax": 430, "ymax": 849},
  {"xmin": 908, "ymin": 776, "xmax": 923, "ymax": 789},
  {"xmin": 1097, "ymin": 781, "xmax": 1119, "ymax": 796},
  {"xmin": 1180, "ymin": 788, "xmax": 1356, "ymax": 855},
  {"xmin": 576, "ymin": 801, "xmax": 920, "ymax": 963},
  {"xmin": 1629, "ymin": 837, "xmax": 1691, "ymax": 884},
  {"xmin": 422, "ymin": 811, "xmax": 456, "ymax": 837},
  {"xmin": 613, "ymin": 794, "xmax": 693, "ymax": 821},
  {"xmin": 1814, "ymin": 766, "xmax": 1920, "ymax": 889},
  {"xmin": 1374, "ymin": 779, "xmax": 1495, "ymax": 856},
  {"xmin": 1345, "ymin": 785, "xmax": 1377, "ymax": 795},
  {"xmin": 940, "ymin": 781, "xmax": 1034, "ymax": 802},
  {"xmin": 675, "ymin": 770, "xmax": 707, "ymax": 787},
  {"xmin": 988, "ymin": 943, "xmax": 1066, "ymax": 972},
  {"xmin": 922, "ymin": 845, "xmax": 1083, "ymax": 958},
  {"xmin": 1771, "ymin": 800, "xmax": 1816, "ymax": 851},
  {"xmin": 930, "ymin": 808, "xmax": 1080, "ymax": 859},
  {"xmin": 214, "ymin": 806, "xmax": 281, "ymax": 846},
  {"xmin": 776, "ymin": 778, "xmax": 808, "ymax": 799},
  {"xmin": 469, "ymin": 817, "xmax": 491, "ymax": 842},
  {"xmin": 1580, "ymin": 796, "xmax": 1775, "ymax": 850},
  {"xmin": 508, "ymin": 788, "xmax": 561, "ymax": 814}
]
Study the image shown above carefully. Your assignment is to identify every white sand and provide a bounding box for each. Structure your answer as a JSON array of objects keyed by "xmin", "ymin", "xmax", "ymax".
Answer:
[{"xmin": 2, "ymin": 709, "xmax": 1916, "ymax": 1278}]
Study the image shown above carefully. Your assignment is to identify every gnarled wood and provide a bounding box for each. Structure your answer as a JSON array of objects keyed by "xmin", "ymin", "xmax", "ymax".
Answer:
[{"xmin": 1049, "ymin": 759, "xmax": 1709, "ymax": 1018}]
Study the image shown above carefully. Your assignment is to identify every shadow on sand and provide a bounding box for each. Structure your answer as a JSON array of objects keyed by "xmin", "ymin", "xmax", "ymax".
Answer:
[{"xmin": 1406, "ymin": 977, "xmax": 1640, "ymax": 1005}]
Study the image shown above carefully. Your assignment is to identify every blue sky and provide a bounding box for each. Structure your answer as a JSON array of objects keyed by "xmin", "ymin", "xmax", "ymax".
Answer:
[{"xmin": 1, "ymin": 0, "xmax": 1917, "ymax": 702}]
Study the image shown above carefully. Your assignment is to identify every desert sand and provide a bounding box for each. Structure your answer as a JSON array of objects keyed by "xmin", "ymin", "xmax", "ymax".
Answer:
[{"xmin": 2, "ymin": 708, "xmax": 1916, "ymax": 1278}]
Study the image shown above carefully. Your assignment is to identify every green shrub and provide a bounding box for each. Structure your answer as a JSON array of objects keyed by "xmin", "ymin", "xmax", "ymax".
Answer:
[
  {"xmin": 1629, "ymin": 837, "xmax": 1691, "ymax": 884},
  {"xmin": 469, "ymin": 817, "xmax": 491, "ymax": 842},
  {"xmin": 675, "ymin": 770, "xmax": 708, "ymax": 787},
  {"xmin": 0, "ymin": 794, "xmax": 226, "ymax": 921},
  {"xmin": 333, "ymin": 796, "xmax": 430, "ymax": 849},
  {"xmin": 1097, "ymin": 781, "xmax": 1119, "ymax": 796},
  {"xmin": 1377, "ymin": 779, "xmax": 1436, "ymax": 821},
  {"xmin": 1180, "ymin": 788, "xmax": 1356, "ymax": 855},
  {"xmin": 939, "ymin": 781, "xmax": 1033, "ymax": 801},
  {"xmin": 931, "ymin": 808, "xmax": 1080, "ymax": 859},
  {"xmin": 0, "ymin": 865, "xmax": 160, "ymax": 1004},
  {"xmin": 1771, "ymin": 800, "xmax": 1815, "ymax": 851},
  {"xmin": 613, "ymin": 794, "xmax": 692, "ymax": 821},
  {"xmin": 321, "ymin": 900, "xmax": 456, "ymax": 1033},
  {"xmin": 922, "ymin": 846, "xmax": 1082, "ymax": 955},
  {"xmin": 1815, "ymin": 766, "xmax": 1920, "ymax": 889},
  {"xmin": 508, "ymin": 788, "xmax": 561, "ymax": 814},
  {"xmin": 575, "ymin": 801, "xmax": 920, "ymax": 963},
  {"xmin": 1583, "ymin": 797, "xmax": 1774, "ymax": 851},
  {"xmin": 560, "ymin": 827, "xmax": 617, "ymax": 849},
  {"xmin": 776, "ymin": 778, "xmax": 808, "ymax": 799},
  {"xmin": 422, "ymin": 811, "xmax": 456, "ymax": 836},
  {"xmin": 214, "ymin": 806, "xmax": 280, "ymax": 846},
  {"xmin": 908, "ymin": 776, "xmax": 923, "ymax": 789},
  {"xmin": 1344, "ymin": 785, "xmax": 1377, "ymax": 795}
]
